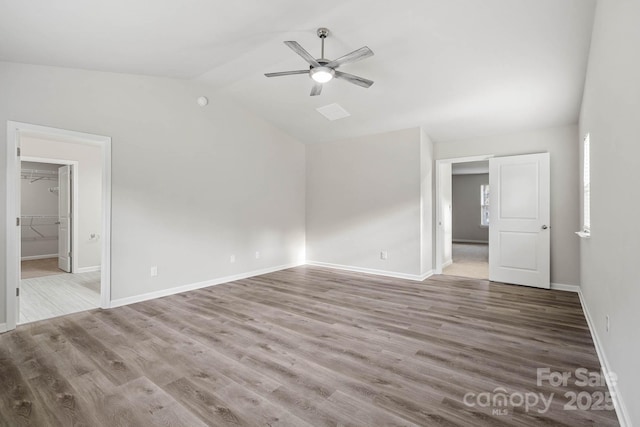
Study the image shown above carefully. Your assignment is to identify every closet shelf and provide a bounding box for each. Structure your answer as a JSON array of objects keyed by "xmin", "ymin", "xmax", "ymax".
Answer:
[{"xmin": 21, "ymin": 168, "xmax": 59, "ymax": 183}]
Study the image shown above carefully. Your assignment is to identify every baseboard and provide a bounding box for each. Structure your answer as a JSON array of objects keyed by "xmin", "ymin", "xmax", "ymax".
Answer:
[
  {"xmin": 578, "ymin": 290, "xmax": 631, "ymax": 427},
  {"xmin": 550, "ymin": 282, "xmax": 580, "ymax": 292},
  {"xmin": 452, "ymin": 239, "xmax": 489, "ymax": 244},
  {"xmin": 21, "ymin": 254, "xmax": 57, "ymax": 261},
  {"xmin": 76, "ymin": 266, "xmax": 101, "ymax": 274},
  {"xmin": 418, "ymin": 270, "xmax": 434, "ymax": 281},
  {"xmin": 109, "ymin": 262, "xmax": 303, "ymax": 309},
  {"xmin": 442, "ymin": 259, "xmax": 453, "ymax": 268},
  {"xmin": 306, "ymin": 260, "xmax": 432, "ymax": 282},
  {"xmin": 0, "ymin": 323, "xmax": 6, "ymax": 334}
]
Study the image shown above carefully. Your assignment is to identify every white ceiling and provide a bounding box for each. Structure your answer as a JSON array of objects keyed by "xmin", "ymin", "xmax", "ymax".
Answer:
[{"xmin": 0, "ymin": 0, "xmax": 596, "ymax": 144}]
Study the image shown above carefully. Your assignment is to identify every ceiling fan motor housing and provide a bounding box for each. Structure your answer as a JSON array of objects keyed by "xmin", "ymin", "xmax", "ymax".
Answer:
[{"xmin": 317, "ymin": 28, "xmax": 329, "ymax": 39}]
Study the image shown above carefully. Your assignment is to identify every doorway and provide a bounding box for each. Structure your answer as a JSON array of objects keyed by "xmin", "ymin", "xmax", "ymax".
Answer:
[
  {"xmin": 6, "ymin": 121, "xmax": 112, "ymax": 331},
  {"xmin": 444, "ymin": 161, "xmax": 490, "ymax": 279},
  {"xmin": 19, "ymin": 158, "xmax": 102, "ymax": 323},
  {"xmin": 20, "ymin": 160, "xmax": 76, "ymax": 276},
  {"xmin": 435, "ymin": 153, "xmax": 551, "ymax": 288},
  {"xmin": 436, "ymin": 157, "xmax": 491, "ymax": 280}
]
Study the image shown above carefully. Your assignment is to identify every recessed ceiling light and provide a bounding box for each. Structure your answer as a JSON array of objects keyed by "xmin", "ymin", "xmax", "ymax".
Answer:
[{"xmin": 316, "ymin": 103, "xmax": 351, "ymax": 121}]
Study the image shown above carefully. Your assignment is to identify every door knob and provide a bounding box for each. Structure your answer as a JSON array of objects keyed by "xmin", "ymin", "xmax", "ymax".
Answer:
[{"xmin": 541, "ymin": 225, "xmax": 548, "ymax": 230}]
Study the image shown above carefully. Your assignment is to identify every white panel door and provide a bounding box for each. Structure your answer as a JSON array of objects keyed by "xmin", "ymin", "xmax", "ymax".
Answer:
[
  {"xmin": 58, "ymin": 165, "xmax": 72, "ymax": 272},
  {"xmin": 489, "ymin": 153, "xmax": 550, "ymax": 288}
]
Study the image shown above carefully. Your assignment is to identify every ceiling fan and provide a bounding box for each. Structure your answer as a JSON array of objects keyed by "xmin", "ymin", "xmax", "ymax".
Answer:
[{"xmin": 265, "ymin": 28, "xmax": 374, "ymax": 96}]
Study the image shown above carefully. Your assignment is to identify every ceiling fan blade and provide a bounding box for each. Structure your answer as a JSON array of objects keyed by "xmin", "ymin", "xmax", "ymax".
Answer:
[
  {"xmin": 326, "ymin": 46, "xmax": 374, "ymax": 68},
  {"xmin": 264, "ymin": 70, "xmax": 309, "ymax": 77},
  {"xmin": 310, "ymin": 83, "xmax": 323, "ymax": 96},
  {"xmin": 284, "ymin": 41, "xmax": 320, "ymax": 67},
  {"xmin": 334, "ymin": 71, "xmax": 374, "ymax": 88}
]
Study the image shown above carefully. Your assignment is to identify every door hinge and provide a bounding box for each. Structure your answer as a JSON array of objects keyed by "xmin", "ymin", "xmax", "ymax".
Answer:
[
  {"xmin": 16, "ymin": 217, "xmax": 20, "ymax": 226},
  {"xmin": 17, "ymin": 147, "xmax": 21, "ymax": 157},
  {"xmin": 16, "ymin": 288, "xmax": 20, "ymax": 297}
]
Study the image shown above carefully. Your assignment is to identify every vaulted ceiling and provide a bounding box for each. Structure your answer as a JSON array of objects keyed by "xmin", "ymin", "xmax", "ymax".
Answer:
[{"xmin": 0, "ymin": 0, "xmax": 596, "ymax": 143}]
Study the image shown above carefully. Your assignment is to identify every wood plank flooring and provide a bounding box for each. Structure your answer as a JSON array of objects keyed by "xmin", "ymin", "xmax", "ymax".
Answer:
[
  {"xmin": 0, "ymin": 266, "xmax": 619, "ymax": 426},
  {"xmin": 21, "ymin": 258, "xmax": 65, "ymax": 280}
]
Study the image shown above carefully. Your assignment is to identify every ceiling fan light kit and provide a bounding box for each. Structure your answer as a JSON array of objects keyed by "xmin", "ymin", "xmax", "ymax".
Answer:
[
  {"xmin": 310, "ymin": 66, "xmax": 335, "ymax": 83},
  {"xmin": 265, "ymin": 27, "xmax": 374, "ymax": 96}
]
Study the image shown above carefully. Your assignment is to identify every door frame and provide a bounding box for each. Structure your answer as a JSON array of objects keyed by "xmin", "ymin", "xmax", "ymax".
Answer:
[
  {"xmin": 21, "ymin": 156, "xmax": 79, "ymax": 274},
  {"xmin": 434, "ymin": 155, "xmax": 493, "ymax": 274},
  {"xmin": 6, "ymin": 121, "xmax": 112, "ymax": 331}
]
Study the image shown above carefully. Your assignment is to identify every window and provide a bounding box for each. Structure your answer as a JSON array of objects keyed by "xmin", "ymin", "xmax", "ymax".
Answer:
[
  {"xmin": 583, "ymin": 133, "xmax": 591, "ymax": 233},
  {"xmin": 481, "ymin": 184, "xmax": 490, "ymax": 226}
]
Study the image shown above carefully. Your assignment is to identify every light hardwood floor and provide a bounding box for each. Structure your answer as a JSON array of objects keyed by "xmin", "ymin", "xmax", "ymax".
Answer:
[
  {"xmin": 19, "ymin": 271, "xmax": 101, "ymax": 324},
  {"xmin": 0, "ymin": 266, "xmax": 619, "ymax": 426},
  {"xmin": 21, "ymin": 258, "xmax": 66, "ymax": 280}
]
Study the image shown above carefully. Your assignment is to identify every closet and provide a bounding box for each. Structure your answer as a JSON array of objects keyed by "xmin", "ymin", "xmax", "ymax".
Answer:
[{"xmin": 21, "ymin": 162, "xmax": 61, "ymax": 264}]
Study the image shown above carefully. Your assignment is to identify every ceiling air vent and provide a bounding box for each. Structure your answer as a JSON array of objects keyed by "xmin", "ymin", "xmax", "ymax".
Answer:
[{"xmin": 316, "ymin": 103, "xmax": 351, "ymax": 121}]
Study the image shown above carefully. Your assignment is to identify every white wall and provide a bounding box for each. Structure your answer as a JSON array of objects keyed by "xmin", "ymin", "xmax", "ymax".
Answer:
[
  {"xmin": 420, "ymin": 130, "xmax": 435, "ymax": 276},
  {"xmin": 0, "ymin": 61, "xmax": 306, "ymax": 323},
  {"xmin": 306, "ymin": 127, "xmax": 427, "ymax": 278},
  {"xmin": 435, "ymin": 125, "xmax": 580, "ymax": 286},
  {"xmin": 579, "ymin": 0, "xmax": 640, "ymax": 424},
  {"xmin": 452, "ymin": 174, "xmax": 489, "ymax": 243},
  {"xmin": 20, "ymin": 161, "xmax": 59, "ymax": 259},
  {"xmin": 22, "ymin": 139, "xmax": 103, "ymax": 269}
]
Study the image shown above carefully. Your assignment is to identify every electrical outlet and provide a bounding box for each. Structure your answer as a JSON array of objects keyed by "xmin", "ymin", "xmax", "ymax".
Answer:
[
  {"xmin": 150, "ymin": 266, "xmax": 158, "ymax": 277},
  {"xmin": 606, "ymin": 315, "xmax": 610, "ymax": 332},
  {"xmin": 380, "ymin": 251, "xmax": 388, "ymax": 260},
  {"xmin": 255, "ymin": 251, "xmax": 260, "ymax": 259},
  {"xmin": 230, "ymin": 255, "xmax": 236, "ymax": 263}
]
